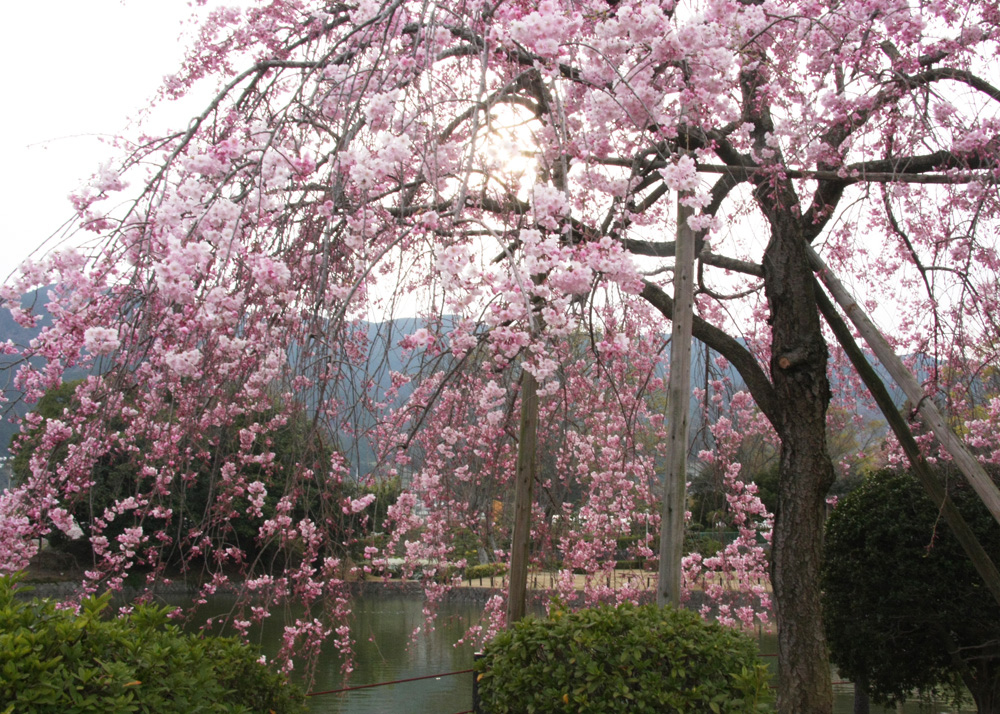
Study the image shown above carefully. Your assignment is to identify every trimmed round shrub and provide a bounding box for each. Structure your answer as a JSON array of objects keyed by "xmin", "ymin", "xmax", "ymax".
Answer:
[
  {"xmin": 465, "ymin": 562, "xmax": 508, "ymax": 581},
  {"xmin": 822, "ymin": 469, "xmax": 1000, "ymax": 711},
  {"xmin": 476, "ymin": 602, "xmax": 771, "ymax": 713},
  {"xmin": 0, "ymin": 574, "xmax": 306, "ymax": 714}
]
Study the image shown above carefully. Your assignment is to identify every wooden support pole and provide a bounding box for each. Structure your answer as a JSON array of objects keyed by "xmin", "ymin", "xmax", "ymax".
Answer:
[
  {"xmin": 657, "ymin": 193, "xmax": 696, "ymax": 606},
  {"xmin": 815, "ymin": 284, "xmax": 1000, "ymax": 607},
  {"xmin": 506, "ymin": 368, "xmax": 539, "ymax": 625},
  {"xmin": 808, "ymin": 246, "xmax": 1000, "ymax": 527}
]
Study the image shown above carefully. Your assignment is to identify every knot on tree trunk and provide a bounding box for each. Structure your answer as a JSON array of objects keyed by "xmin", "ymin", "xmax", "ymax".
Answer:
[{"xmin": 776, "ymin": 348, "xmax": 810, "ymax": 370}]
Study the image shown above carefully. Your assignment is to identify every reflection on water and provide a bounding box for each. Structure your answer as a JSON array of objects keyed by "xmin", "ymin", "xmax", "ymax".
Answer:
[
  {"xmin": 172, "ymin": 593, "xmax": 969, "ymax": 714},
  {"xmin": 164, "ymin": 593, "xmax": 481, "ymax": 714},
  {"xmin": 307, "ymin": 597, "xmax": 479, "ymax": 714}
]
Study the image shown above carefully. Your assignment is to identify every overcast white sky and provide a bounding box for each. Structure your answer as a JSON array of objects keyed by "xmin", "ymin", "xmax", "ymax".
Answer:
[{"xmin": 0, "ymin": 1, "xmax": 231, "ymax": 283}]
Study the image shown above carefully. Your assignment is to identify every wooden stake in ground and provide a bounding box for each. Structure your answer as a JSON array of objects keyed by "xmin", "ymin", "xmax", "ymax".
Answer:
[{"xmin": 658, "ymin": 193, "xmax": 696, "ymax": 606}]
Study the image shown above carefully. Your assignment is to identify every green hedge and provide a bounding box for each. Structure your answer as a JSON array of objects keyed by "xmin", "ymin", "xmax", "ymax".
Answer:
[
  {"xmin": 822, "ymin": 469, "xmax": 1000, "ymax": 708},
  {"xmin": 476, "ymin": 602, "xmax": 771, "ymax": 713},
  {"xmin": 0, "ymin": 574, "xmax": 306, "ymax": 714},
  {"xmin": 466, "ymin": 562, "xmax": 508, "ymax": 581}
]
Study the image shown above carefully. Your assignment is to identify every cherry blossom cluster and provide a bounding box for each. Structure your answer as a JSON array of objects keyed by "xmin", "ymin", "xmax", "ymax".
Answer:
[{"xmin": 1, "ymin": 0, "xmax": 998, "ymax": 686}]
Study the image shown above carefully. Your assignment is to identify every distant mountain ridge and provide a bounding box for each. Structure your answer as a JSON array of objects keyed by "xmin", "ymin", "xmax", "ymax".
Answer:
[
  {"xmin": 0, "ymin": 288, "xmax": 907, "ymax": 467},
  {"xmin": 0, "ymin": 289, "xmax": 425, "ymax": 465},
  {"xmin": 0, "ymin": 289, "xmax": 65, "ymax": 461}
]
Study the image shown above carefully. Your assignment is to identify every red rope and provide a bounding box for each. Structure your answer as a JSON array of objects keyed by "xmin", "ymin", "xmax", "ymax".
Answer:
[{"xmin": 307, "ymin": 668, "xmax": 474, "ymax": 697}]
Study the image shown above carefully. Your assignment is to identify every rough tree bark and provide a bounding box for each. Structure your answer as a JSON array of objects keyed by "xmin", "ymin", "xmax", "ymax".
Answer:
[{"xmin": 760, "ymin": 197, "xmax": 837, "ymax": 714}]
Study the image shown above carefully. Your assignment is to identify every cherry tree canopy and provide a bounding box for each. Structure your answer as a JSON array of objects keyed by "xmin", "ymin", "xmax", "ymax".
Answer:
[{"xmin": 2, "ymin": 1, "xmax": 999, "ymax": 711}]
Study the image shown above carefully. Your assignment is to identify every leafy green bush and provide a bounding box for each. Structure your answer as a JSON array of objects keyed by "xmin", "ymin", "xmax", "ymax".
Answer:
[
  {"xmin": 0, "ymin": 574, "xmax": 306, "ymax": 714},
  {"xmin": 465, "ymin": 562, "xmax": 508, "ymax": 581},
  {"xmin": 822, "ymin": 468, "xmax": 1000, "ymax": 710},
  {"xmin": 681, "ymin": 531, "xmax": 726, "ymax": 560},
  {"xmin": 613, "ymin": 559, "xmax": 643, "ymax": 570},
  {"xmin": 476, "ymin": 602, "xmax": 771, "ymax": 714}
]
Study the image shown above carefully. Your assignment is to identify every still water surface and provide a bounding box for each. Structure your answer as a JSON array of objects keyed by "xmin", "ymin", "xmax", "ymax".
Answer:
[
  {"xmin": 305, "ymin": 596, "xmax": 479, "ymax": 714},
  {"xmin": 170, "ymin": 593, "xmax": 480, "ymax": 714},
  {"xmin": 177, "ymin": 593, "xmax": 966, "ymax": 714}
]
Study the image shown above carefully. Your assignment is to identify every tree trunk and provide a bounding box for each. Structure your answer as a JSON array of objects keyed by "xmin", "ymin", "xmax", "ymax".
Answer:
[
  {"xmin": 640, "ymin": 196, "xmax": 837, "ymax": 712},
  {"xmin": 972, "ymin": 690, "xmax": 1000, "ymax": 714},
  {"xmin": 853, "ymin": 684, "xmax": 870, "ymax": 714},
  {"xmin": 971, "ymin": 678, "xmax": 1000, "ymax": 714},
  {"xmin": 762, "ymin": 204, "xmax": 836, "ymax": 714}
]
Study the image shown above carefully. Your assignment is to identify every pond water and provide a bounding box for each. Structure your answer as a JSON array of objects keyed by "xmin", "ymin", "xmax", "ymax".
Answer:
[
  {"xmin": 304, "ymin": 596, "xmax": 480, "ymax": 714},
  {"xmin": 166, "ymin": 593, "xmax": 481, "ymax": 714},
  {"xmin": 173, "ymin": 593, "xmax": 968, "ymax": 714}
]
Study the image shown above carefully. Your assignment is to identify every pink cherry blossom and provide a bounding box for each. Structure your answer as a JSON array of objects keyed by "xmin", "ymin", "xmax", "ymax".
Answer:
[
  {"xmin": 3, "ymin": 2, "xmax": 999, "ymax": 708},
  {"xmin": 83, "ymin": 327, "xmax": 120, "ymax": 356}
]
